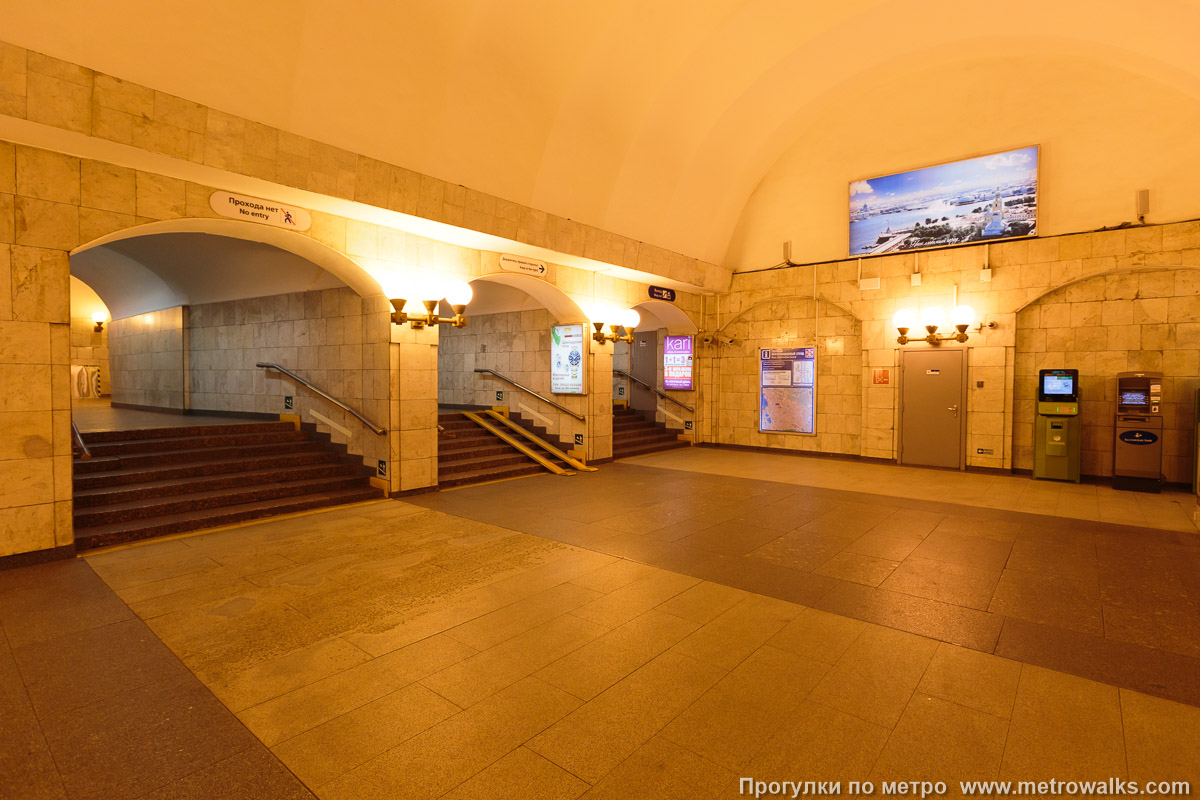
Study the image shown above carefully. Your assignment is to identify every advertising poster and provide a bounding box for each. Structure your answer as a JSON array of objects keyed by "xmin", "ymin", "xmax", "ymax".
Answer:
[
  {"xmin": 849, "ymin": 145, "xmax": 1038, "ymax": 256},
  {"xmin": 550, "ymin": 324, "xmax": 586, "ymax": 394},
  {"xmin": 663, "ymin": 335, "xmax": 694, "ymax": 391},
  {"xmin": 760, "ymin": 347, "xmax": 816, "ymax": 434}
]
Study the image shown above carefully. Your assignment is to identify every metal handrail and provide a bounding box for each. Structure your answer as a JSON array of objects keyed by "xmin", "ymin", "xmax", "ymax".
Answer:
[
  {"xmin": 256, "ymin": 362, "xmax": 386, "ymax": 435},
  {"xmin": 71, "ymin": 420, "xmax": 91, "ymax": 460},
  {"xmin": 614, "ymin": 369, "xmax": 695, "ymax": 413},
  {"xmin": 474, "ymin": 369, "xmax": 585, "ymax": 421}
]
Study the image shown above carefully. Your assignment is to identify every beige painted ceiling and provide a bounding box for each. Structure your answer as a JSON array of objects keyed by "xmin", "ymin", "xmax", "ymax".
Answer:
[{"xmin": 5, "ymin": 1, "xmax": 1200, "ymax": 270}]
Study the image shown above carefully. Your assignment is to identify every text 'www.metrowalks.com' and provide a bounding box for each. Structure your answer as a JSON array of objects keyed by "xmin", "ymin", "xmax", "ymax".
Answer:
[{"xmin": 739, "ymin": 778, "xmax": 1193, "ymax": 798}]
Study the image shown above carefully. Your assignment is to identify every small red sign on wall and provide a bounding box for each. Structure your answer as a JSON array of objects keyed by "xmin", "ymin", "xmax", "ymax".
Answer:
[{"xmin": 872, "ymin": 369, "xmax": 891, "ymax": 385}]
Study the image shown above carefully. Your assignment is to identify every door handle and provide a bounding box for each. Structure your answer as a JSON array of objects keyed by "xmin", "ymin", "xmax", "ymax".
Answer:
[{"xmin": 947, "ymin": 405, "xmax": 959, "ymax": 416}]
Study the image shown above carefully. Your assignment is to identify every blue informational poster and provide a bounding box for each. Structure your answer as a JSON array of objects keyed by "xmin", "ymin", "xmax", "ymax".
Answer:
[{"xmin": 759, "ymin": 347, "xmax": 816, "ymax": 434}]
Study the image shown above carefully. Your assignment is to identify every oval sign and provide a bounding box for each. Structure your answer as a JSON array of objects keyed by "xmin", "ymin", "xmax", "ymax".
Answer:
[{"xmin": 1118, "ymin": 430, "xmax": 1158, "ymax": 445}]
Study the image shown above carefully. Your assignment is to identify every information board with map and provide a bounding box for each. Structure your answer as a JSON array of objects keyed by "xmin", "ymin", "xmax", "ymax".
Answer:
[{"xmin": 759, "ymin": 347, "xmax": 816, "ymax": 434}]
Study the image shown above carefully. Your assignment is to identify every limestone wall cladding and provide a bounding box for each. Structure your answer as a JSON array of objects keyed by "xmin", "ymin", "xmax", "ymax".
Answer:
[
  {"xmin": 704, "ymin": 298, "xmax": 862, "ymax": 454},
  {"xmin": 189, "ymin": 288, "xmax": 391, "ymax": 466},
  {"xmin": 69, "ymin": 315, "xmax": 108, "ymax": 394},
  {"xmin": 706, "ymin": 222, "xmax": 1200, "ymax": 471},
  {"xmin": 0, "ymin": 40, "xmax": 731, "ymax": 293},
  {"xmin": 0, "ymin": 142, "xmax": 72, "ymax": 557},
  {"xmin": 1014, "ymin": 268, "xmax": 1200, "ymax": 483},
  {"xmin": 108, "ymin": 306, "xmax": 185, "ymax": 409}
]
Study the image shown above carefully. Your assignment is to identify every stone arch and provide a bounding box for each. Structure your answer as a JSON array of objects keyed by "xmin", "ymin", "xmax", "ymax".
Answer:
[
  {"xmin": 71, "ymin": 218, "xmax": 386, "ymax": 312},
  {"xmin": 631, "ymin": 299, "xmax": 698, "ymax": 334},
  {"xmin": 717, "ymin": 293, "xmax": 862, "ymax": 333},
  {"xmin": 713, "ymin": 293, "xmax": 863, "ymax": 456},
  {"xmin": 1011, "ymin": 265, "xmax": 1200, "ymax": 482},
  {"xmin": 469, "ymin": 272, "xmax": 587, "ymax": 323}
]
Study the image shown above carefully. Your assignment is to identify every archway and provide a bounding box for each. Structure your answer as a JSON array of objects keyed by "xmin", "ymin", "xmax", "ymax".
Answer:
[
  {"xmin": 1012, "ymin": 266, "xmax": 1200, "ymax": 483},
  {"xmin": 711, "ymin": 294, "xmax": 863, "ymax": 456}
]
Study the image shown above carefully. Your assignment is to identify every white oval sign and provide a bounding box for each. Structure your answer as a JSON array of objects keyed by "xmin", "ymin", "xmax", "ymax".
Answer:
[
  {"xmin": 499, "ymin": 254, "xmax": 547, "ymax": 276},
  {"xmin": 209, "ymin": 191, "xmax": 312, "ymax": 231}
]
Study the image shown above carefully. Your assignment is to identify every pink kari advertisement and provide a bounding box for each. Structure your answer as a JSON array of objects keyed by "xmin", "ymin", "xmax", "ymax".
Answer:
[{"xmin": 663, "ymin": 335, "xmax": 693, "ymax": 391}]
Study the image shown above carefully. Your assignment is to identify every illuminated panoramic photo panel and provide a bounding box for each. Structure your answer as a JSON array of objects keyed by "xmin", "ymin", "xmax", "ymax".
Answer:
[{"xmin": 849, "ymin": 145, "xmax": 1038, "ymax": 256}]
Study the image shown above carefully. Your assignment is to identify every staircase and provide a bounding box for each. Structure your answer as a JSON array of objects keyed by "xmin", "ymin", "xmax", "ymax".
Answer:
[
  {"xmin": 438, "ymin": 411, "xmax": 570, "ymax": 489},
  {"xmin": 612, "ymin": 406, "xmax": 690, "ymax": 460},
  {"xmin": 73, "ymin": 421, "xmax": 383, "ymax": 550}
]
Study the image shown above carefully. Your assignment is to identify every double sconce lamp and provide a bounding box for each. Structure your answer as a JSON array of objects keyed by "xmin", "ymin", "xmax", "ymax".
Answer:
[
  {"xmin": 893, "ymin": 305, "xmax": 980, "ymax": 345},
  {"xmin": 386, "ymin": 279, "xmax": 474, "ymax": 330},
  {"xmin": 591, "ymin": 307, "xmax": 641, "ymax": 344}
]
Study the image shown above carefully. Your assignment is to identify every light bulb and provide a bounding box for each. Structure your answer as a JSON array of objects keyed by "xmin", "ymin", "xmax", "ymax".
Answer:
[
  {"xmin": 920, "ymin": 307, "xmax": 944, "ymax": 330},
  {"xmin": 91, "ymin": 311, "xmax": 106, "ymax": 324},
  {"xmin": 443, "ymin": 280, "xmax": 473, "ymax": 307},
  {"xmin": 588, "ymin": 302, "xmax": 613, "ymax": 325},
  {"xmin": 380, "ymin": 273, "xmax": 406, "ymax": 301},
  {"xmin": 892, "ymin": 309, "xmax": 916, "ymax": 330},
  {"xmin": 620, "ymin": 308, "xmax": 641, "ymax": 330},
  {"xmin": 951, "ymin": 305, "xmax": 975, "ymax": 327}
]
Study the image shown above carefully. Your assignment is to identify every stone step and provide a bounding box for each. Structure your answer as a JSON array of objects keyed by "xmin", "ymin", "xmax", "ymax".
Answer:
[{"xmin": 74, "ymin": 488, "xmax": 383, "ymax": 551}]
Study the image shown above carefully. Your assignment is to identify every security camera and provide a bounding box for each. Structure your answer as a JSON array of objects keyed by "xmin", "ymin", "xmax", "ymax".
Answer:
[
  {"xmin": 700, "ymin": 333, "xmax": 715, "ymax": 345},
  {"xmin": 716, "ymin": 334, "xmax": 735, "ymax": 346}
]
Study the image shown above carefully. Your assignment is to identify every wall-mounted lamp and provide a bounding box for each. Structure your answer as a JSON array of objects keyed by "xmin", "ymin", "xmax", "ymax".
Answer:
[
  {"xmin": 91, "ymin": 311, "xmax": 107, "ymax": 333},
  {"xmin": 386, "ymin": 278, "xmax": 473, "ymax": 329},
  {"xmin": 591, "ymin": 308, "xmax": 640, "ymax": 344},
  {"xmin": 893, "ymin": 305, "xmax": 975, "ymax": 345}
]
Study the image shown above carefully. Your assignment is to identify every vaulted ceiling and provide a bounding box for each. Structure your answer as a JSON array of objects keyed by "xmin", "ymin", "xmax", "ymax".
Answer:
[{"xmin": 6, "ymin": 0, "xmax": 1200, "ymax": 270}]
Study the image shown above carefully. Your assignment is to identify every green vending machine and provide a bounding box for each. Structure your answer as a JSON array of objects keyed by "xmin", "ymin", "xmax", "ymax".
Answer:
[{"xmin": 1034, "ymin": 368, "xmax": 1081, "ymax": 482}]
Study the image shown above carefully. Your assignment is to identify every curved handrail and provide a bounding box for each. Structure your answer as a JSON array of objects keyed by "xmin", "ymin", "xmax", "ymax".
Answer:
[
  {"xmin": 71, "ymin": 420, "xmax": 91, "ymax": 460},
  {"xmin": 256, "ymin": 362, "xmax": 386, "ymax": 435},
  {"xmin": 614, "ymin": 369, "xmax": 694, "ymax": 413},
  {"xmin": 474, "ymin": 369, "xmax": 585, "ymax": 421}
]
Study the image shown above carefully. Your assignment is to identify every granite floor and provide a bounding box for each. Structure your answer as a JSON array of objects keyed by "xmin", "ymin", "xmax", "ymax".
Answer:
[
  {"xmin": 2, "ymin": 459, "xmax": 1199, "ymax": 798},
  {"xmin": 631, "ymin": 446, "xmax": 1200, "ymax": 533}
]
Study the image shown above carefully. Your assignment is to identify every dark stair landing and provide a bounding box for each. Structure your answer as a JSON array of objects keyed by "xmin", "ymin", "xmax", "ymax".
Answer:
[
  {"xmin": 437, "ymin": 411, "xmax": 571, "ymax": 489},
  {"xmin": 73, "ymin": 421, "xmax": 382, "ymax": 550},
  {"xmin": 612, "ymin": 406, "xmax": 690, "ymax": 460}
]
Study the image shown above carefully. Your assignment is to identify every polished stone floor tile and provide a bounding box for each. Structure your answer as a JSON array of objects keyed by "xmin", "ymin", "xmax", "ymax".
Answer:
[
  {"xmin": 1000, "ymin": 666, "xmax": 1126, "ymax": 783},
  {"xmin": 818, "ymin": 581, "xmax": 1003, "ymax": 652},
  {"xmin": 237, "ymin": 633, "xmax": 476, "ymax": 746},
  {"xmin": 988, "ymin": 568, "xmax": 1103, "ymax": 635},
  {"xmin": 440, "ymin": 746, "xmax": 589, "ymax": 800},
  {"xmin": 320, "ymin": 677, "xmax": 580, "ymax": 800},
  {"xmin": 670, "ymin": 593, "xmax": 803, "ymax": 670},
  {"xmin": 660, "ymin": 645, "xmax": 828, "ymax": 770},
  {"xmin": 813, "ymin": 550, "xmax": 901, "ymax": 587},
  {"xmin": 880, "ymin": 556, "xmax": 1001, "ymax": 610},
  {"xmin": 582, "ymin": 735, "xmax": 735, "ymax": 800},
  {"xmin": 653, "ymin": 580, "xmax": 749, "ymax": 625},
  {"xmin": 528, "ymin": 651, "xmax": 725, "ymax": 783},
  {"xmin": 808, "ymin": 624, "xmax": 938, "ymax": 728},
  {"xmin": 766, "ymin": 607, "xmax": 868, "ymax": 664},
  {"xmin": 13, "ymin": 616, "xmax": 192, "ymax": 718},
  {"xmin": 1120, "ymin": 689, "xmax": 1200, "ymax": 787},
  {"xmin": 869, "ymin": 693, "xmax": 1008, "ymax": 792},
  {"xmin": 536, "ymin": 609, "xmax": 699, "ymax": 701},
  {"xmin": 40, "ymin": 673, "xmax": 260, "ymax": 800},
  {"xmin": 136, "ymin": 746, "xmax": 317, "ymax": 800},
  {"xmin": 271, "ymin": 682, "xmax": 459, "ymax": 787},
  {"xmin": 916, "ymin": 642, "xmax": 1021, "ymax": 719}
]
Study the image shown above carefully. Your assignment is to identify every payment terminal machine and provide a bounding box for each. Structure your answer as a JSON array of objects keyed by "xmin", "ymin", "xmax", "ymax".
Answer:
[
  {"xmin": 1034, "ymin": 369, "xmax": 1081, "ymax": 482},
  {"xmin": 1113, "ymin": 371, "xmax": 1163, "ymax": 492}
]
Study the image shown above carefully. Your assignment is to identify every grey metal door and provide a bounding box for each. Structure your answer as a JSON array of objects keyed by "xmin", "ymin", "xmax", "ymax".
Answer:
[
  {"xmin": 900, "ymin": 349, "xmax": 966, "ymax": 469},
  {"xmin": 630, "ymin": 331, "xmax": 657, "ymax": 413}
]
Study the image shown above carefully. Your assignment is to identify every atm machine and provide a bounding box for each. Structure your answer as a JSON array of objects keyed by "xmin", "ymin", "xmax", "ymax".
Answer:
[
  {"xmin": 1034, "ymin": 369, "xmax": 1081, "ymax": 482},
  {"xmin": 1113, "ymin": 371, "xmax": 1164, "ymax": 492}
]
